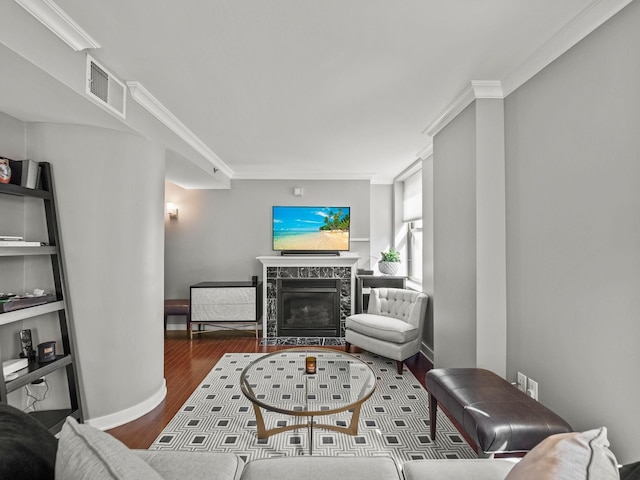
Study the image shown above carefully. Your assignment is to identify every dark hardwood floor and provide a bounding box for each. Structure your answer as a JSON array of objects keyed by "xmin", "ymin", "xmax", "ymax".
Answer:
[{"xmin": 107, "ymin": 330, "xmax": 434, "ymax": 449}]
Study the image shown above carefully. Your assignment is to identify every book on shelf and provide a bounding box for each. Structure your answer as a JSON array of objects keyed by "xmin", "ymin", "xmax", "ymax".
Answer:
[
  {"xmin": 0, "ymin": 235, "xmax": 24, "ymax": 241},
  {"xmin": 0, "ymin": 240, "xmax": 43, "ymax": 247},
  {"xmin": 8, "ymin": 159, "xmax": 39, "ymax": 189}
]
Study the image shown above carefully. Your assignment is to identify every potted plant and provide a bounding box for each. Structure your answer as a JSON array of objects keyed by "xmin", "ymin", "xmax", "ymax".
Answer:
[{"xmin": 378, "ymin": 248, "xmax": 400, "ymax": 275}]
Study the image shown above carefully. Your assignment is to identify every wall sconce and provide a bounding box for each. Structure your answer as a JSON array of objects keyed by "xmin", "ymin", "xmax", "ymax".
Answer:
[
  {"xmin": 293, "ymin": 187, "xmax": 304, "ymax": 196},
  {"xmin": 167, "ymin": 202, "xmax": 178, "ymax": 219}
]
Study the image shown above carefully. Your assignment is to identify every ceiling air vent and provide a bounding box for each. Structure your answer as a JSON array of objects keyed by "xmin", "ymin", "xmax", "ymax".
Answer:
[{"xmin": 86, "ymin": 54, "xmax": 126, "ymax": 119}]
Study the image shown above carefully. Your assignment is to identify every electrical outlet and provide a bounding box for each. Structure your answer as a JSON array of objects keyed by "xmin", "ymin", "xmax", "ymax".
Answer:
[
  {"xmin": 527, "ymin": 378, "xmax": 539, "ymax": 400},
  {"xmin": 516, "ymin": 372, "xmax": 527, "ymax": 392}
]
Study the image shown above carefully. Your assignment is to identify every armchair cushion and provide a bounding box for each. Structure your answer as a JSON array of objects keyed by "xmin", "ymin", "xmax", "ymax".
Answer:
[{"xmin": 346, "ymin": 313, "xmax": 419, "ymax": 343}]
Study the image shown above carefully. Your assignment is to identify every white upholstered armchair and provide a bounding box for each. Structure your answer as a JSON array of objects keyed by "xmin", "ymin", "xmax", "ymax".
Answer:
[{"xmin": 345, "ymin": 288, "xmax": 428, "ymax": 374}]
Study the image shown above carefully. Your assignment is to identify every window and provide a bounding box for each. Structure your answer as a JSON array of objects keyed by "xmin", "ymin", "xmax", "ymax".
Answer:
[
  {"xmin": 408, "ymin": 220, "xmax": 423, "ymax": 282},
  {"xmin": 403, "ymin": 170, "xmax": 422, "ymax": 283}
]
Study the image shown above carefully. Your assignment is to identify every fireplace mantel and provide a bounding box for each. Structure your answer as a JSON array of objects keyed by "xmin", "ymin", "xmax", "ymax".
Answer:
[
  {"xmin": 257, "ymin": 255, "xmax": 360, "ymax": 338},
  {"xmin": 257, "ymin": 255, "xmax": 360, "ymax": 268}
]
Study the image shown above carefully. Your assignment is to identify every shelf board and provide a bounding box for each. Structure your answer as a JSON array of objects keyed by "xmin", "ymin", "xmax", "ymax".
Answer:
[
  {"xmin": 29, "ymin": 408, "xmax": 78, "ymax": 433},
  {"xmin": 0, "ymin": 182, "xmax": 50, "ymax": 199},
  {"xmin": 0, "ymin": 246, "xmax": 57, "ymax": 256},
  {"xmin": 0, "ymin": 300, "xmax": 64, "ymax": 326},
  {"xmin": 5, "ymin": 355, "xmax": 73, "ymax": 393}
]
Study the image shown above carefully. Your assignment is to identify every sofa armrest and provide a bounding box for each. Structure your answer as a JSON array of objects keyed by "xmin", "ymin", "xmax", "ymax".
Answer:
[
  {"xmin": 402, "ymin": 459, "xmax": 517, "ymax": 480},
  {"xmin": 134, "ymin": 450, "xmax": 244, "ymax": 480}
]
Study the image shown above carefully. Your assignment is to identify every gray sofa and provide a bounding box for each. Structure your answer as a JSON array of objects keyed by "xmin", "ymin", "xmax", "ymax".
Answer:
[
  {"xmin": 55, "ymin": 415, "xmax": 516, "ymax": 480},
  {"xmin": 1, "ymin": 403, "xmax": 632, "ymax": 480}
]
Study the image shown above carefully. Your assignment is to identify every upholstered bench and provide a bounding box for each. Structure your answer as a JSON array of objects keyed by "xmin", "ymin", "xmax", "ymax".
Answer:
[
  {"xmin": 426, "ymin": 368, "xmax": 572, "ymax": 457},
  {"xmin": 164, "ymin": 299, "xmax": 190, "ymax": 331}
]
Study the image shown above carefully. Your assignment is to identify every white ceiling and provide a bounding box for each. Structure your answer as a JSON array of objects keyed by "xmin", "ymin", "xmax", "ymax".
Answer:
[{"xmin": 1, "ymin": 1, "xmax": 629, "ymax": 187}]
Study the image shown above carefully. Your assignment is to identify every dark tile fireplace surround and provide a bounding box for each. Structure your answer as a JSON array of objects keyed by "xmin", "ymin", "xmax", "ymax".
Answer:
[{"xmin": 265, "ymin": 266, "xmax": 353, "ymax": 338}]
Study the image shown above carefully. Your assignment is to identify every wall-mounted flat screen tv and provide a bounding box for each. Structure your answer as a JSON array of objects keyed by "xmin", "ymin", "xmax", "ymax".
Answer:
[{"xmin": 272, "ymin": 206, "xmax": 350, "ymax": 253}]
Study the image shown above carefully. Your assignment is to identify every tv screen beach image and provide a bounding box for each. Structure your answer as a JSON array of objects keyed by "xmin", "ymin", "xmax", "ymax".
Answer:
[{"xmin": 273, "ymin": 206, "xmax": 350, "ymax": 251}]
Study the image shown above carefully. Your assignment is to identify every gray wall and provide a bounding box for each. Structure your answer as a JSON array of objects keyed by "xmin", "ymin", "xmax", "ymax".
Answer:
[
  {"xmin": 26, "ymin": 123, "xmax": 166, "ymax": 425},
  {"xmin": 165, "ymin": 179, "xmax": 371, "ymax": 302},
  {"xmin": 421, "ymin": 156, "xmax": 434, "ymax": 353},
  {"xmin": 504, "ymin": 1, "xmax": 640, "ymax": 463},
  {"xmin": 370, "ymin": 184, "xmax": 393, "ymax": 267},
  {"xmin": 433, "ymin": 103, "xmax": 477, "ymax": 368}
]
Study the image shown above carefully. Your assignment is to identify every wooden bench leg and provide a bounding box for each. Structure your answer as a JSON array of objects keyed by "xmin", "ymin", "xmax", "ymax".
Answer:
[
  {"xmin": 345, "ymin": 341, "xmax": 351, "ymax": 353},
  {"xmin": 429, "ymin": 392, "xmax": 437, "ymax": 440}
]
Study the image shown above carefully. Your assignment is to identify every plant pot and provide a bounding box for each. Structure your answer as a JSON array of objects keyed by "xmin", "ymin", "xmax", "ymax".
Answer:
[{"xmin": 378, "ymin": 261, "xmax": 399, "ymax": 275}]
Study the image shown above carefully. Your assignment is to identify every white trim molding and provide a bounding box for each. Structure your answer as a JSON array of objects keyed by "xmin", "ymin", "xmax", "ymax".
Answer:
[
  {"xmin": 423, "ymin": 81, "xmax": 504, "ymax": 138},
  {"xmin": 423, "ymin": 0, "xmax": 632, "ymax": 139},
  {"xmin": 85, "ymin": 379, "xmax": 167, "ymax": 431},
  {"xmin": 502, "ymin": 0, "xmax": 634, "ymax": 96},
  {"xmin": 415, "ymin": 143, "xmax": 433, "ymax": 161},
  {"xmin": 14, "ymin": 0, "xmax": 101, "ymax": 51},
  {"xmin": 126, "ymin": 81, "xmax": 234, "ymax": 178}
]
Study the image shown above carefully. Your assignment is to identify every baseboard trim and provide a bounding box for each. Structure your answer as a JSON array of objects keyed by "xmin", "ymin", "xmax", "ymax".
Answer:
[
  {"xmin": 420, "ymin": 342, "xmax": 434, "ymax": 364},
  {"xmin": 85, "ymin": 379, "xmax": 167, "ymax": 431}
]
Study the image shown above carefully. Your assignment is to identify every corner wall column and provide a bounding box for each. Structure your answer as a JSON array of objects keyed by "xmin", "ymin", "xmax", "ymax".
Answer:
[{"xmin": 429, "ymin": 81, "xmax": 507, "ymax": 377}]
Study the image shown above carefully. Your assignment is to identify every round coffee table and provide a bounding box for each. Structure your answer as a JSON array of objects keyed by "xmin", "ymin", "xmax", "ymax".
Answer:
[{"xmin": 240, "ymin": 347, "xmax": 376, "ymax": 454}]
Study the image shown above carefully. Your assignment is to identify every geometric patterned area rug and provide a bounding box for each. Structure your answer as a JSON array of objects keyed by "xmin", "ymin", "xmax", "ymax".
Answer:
[{"xmin": 149, "ymin": 352, "xmax": 476, "ymax": 467}]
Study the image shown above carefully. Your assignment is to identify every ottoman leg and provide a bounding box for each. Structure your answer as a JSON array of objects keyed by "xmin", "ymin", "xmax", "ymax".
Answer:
[
  {"xmin": 345, "ymin": 341, "xmax": 351, "ymax": 353},
  {"xmin": 429, "ymin": 392, "xmax": 437, "ymax": 440}
]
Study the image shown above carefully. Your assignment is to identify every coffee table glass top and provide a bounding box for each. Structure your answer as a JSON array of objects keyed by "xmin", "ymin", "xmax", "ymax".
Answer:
[{"xmin": 240, "ymin": 348, "xmax": 376, "ymax": 416}]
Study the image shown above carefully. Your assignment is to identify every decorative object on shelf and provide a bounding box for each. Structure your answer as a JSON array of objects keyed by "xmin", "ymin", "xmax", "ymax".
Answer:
[
  {"xmin": 378, "ymin": 248, "xmax": 400, "ymax": 275},
  {"xmin": 0, "ymin": 290, "xmax": 55, "ymax": 313},
  {"xmin": 37, "ymin": 341, "xmax": 57, "ymax": 363},
  {"xmin": 0, "ymin": 158, "xmax": 11, "ymax": 184}
]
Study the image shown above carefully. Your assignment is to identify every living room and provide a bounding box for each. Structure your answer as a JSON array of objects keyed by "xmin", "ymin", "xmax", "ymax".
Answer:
[{"xmin": 1, "ymin": 0, "xmax": 639, "ymax": 476}]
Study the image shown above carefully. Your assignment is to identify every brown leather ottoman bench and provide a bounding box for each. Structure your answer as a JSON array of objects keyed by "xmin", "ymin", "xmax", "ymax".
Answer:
[{"xmin": 425, "ymin": 368, "xmax": 572, "ymax": 457}]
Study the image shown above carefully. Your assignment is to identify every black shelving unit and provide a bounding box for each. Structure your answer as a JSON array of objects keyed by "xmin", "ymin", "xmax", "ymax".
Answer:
[{"xmin": 0, "ymin": 162, "xmax": 83, "ymax": 432}]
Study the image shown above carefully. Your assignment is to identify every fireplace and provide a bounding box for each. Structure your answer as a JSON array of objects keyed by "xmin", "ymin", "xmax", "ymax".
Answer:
[
  {"xmin": 257, "ymin": 255, "xmax": 360, "ymax": 338},
  {"xmin": 277, "ymin": 279, "xmax": 340, "ymax": 337}
]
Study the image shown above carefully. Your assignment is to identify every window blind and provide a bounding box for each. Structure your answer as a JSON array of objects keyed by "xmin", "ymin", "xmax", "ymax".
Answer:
[{"xmin": 402, "ymin": 170, "xmax": 422, "ymax": 222}]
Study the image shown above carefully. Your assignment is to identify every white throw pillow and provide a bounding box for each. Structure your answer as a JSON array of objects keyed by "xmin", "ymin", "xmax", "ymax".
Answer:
[
  {"xmin": 55, "ymin": 417, "xmax": 163, "ymax": 480},
  {"xmin": 505, "ymin": 427, "xmax": 619, "ymax": 480}
]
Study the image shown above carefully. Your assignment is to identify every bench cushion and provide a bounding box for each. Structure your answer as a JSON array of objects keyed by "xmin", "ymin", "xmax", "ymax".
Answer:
[{"xmin": 426, "ymin": 368, "xmax": 572, "ymax": 455}]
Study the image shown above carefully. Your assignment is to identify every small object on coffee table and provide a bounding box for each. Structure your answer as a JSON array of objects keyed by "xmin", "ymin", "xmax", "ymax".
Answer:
[{"xmin": 305, "ymin": 355, "xmax": 316, "ymax": 374}]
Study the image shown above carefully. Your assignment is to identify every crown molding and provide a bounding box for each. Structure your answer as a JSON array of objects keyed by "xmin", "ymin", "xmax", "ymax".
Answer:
[
  {"xmin": 470, "ymin": 80, "xmax": 504, "ymax": 99},
  {"xmin": 415, "ymin": 143, "xmax": 433, "ymax": 161},
  {"xmin": 126, "ymin": 81, "xmax": 234, "ymax": 178},
  {"xmin": 423, "ymin": 81, "xmax": 504, "ymax": 138},
  {"xmin": 14, "ymin": 0, "xmax": 100, "ymax": 51},
  {"xmin": 232, "ymin": 170, "xmax": 378, "ymax": 182},
  {"xmin": 423, "ymin": 0, "xmax": 632, "ymax": 138},
  {"xmin": 502, "ymin": 0, "xmax": 633, "ymax": 95}
]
